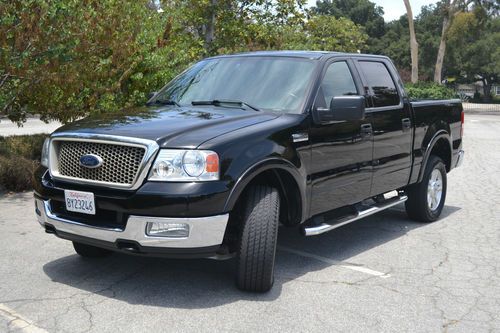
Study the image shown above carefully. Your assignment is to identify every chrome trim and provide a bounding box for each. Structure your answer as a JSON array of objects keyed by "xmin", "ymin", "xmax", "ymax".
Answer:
[
  {"xmin": 411, "ymin": 99, "xmax": 462, "ymax": 107},
  {"xmin": 35, "ymin": 198, "xmax": 229, "ymax": 249},
  {"xmin": 292, "ymin": 133, "xmax": 309, "ymax": 143},
  {"xmin": 48, "ymin": 133, "xmax": 159, "ymax": 190},
  {"xmin": 455, "ymin": 150, "xmax": 464, "ymax": 168},
  {"xmin": 365, "ymin": 102, "xmax": 404, "ymax": 113},
  {"xmin": 302, "ymin": 195, "xmax": 408, "ymax": 236}
]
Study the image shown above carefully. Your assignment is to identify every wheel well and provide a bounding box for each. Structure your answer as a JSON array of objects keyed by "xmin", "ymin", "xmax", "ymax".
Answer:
[
  {"xmin": 429, "ymin": 138, "xmax": 451, "ymax": 172},
  {"xmin": 223, "ymin": 169, "xmax": 302, "ymax": 251}
]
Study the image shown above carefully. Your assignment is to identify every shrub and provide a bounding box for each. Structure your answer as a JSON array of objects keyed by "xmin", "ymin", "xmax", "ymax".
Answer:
[
  {"xmin": 405, "ymin": 82, "xmax": 457, "ymax": 100},
  {"xmin": 0, "ymin": 134, "xmax": 46, "ymax": 192},
  {"xmin": 0, "ymin": 134, "xmax": 47, "ymax": 161},
  {"xmin": 0, "ymin": 156, "xmax": 37, "ymax": 192}
]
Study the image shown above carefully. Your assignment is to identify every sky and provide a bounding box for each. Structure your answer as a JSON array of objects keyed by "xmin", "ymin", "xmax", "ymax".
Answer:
[{"xmin": 306, "ymin": 0, "xmax": 438, "ymax": 22}]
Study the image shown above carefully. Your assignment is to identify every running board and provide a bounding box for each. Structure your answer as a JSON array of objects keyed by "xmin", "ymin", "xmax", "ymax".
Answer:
[{"xmin": 301, "ymin": 195, "xmax": 408, "ymax": 236}]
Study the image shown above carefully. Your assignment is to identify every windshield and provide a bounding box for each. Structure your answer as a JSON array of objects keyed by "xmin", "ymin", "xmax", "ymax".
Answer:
[{"xmin": 152, "ymin": 56, "xmax": 316, "ymax": 114}]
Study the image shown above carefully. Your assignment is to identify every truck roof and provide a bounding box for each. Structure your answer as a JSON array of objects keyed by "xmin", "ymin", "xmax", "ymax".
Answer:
[{"xmin": 208, "ymin": 50, "xmax": 390, "ymax": 61}]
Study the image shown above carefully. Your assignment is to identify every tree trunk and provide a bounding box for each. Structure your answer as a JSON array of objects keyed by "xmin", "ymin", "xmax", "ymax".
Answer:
[
  {"xmin": 482, "ymin": 77, "xmax": 492, "ymax": 102},
  {"xmin": 434, "ymin": 14, "xmax": 451, "ymax": 83},
  {"xmin": 204, "ymin": 0, "xmax": 218, "ymax": 53},
  {"xmin": 403, "ymin": 0, "xmax": 418, "ymax": 83}
]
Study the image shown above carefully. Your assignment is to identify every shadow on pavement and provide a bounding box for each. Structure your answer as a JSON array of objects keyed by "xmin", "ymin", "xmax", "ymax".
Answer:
[{"xmin": 42, "ymin": 204, "xmax": 461, "ymax": 308}]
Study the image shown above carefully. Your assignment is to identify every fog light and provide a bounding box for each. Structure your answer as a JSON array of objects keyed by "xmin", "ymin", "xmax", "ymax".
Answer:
[{"xmin": 146, "ymin": 222, "xmax": 190, "ymax": 238}]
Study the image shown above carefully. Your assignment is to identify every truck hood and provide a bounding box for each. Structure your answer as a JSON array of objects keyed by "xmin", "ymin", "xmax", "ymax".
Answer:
[{"xmin": 53, "ymin": 105, "xmax": 280, "ymax": 148}]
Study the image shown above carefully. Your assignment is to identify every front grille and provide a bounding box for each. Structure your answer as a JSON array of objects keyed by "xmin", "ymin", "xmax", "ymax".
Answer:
[{"xmin": 56, "ymin": 141, "xmax": 146, "ymax": 186}]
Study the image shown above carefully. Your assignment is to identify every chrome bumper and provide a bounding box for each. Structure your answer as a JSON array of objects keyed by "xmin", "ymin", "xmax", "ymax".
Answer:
[
  {"xmin": 34, "ymin": 198, "xmax": 229, "ymax": 249},
  {"xmin": 455, "ymin": 150, "xmax": 465, "ymax": 168}
]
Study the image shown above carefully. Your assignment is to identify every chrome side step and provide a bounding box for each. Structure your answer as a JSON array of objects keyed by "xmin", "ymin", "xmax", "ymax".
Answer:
[{"xmin": 301, "ymin": 195, "xmax": 408, "ymax": 236}]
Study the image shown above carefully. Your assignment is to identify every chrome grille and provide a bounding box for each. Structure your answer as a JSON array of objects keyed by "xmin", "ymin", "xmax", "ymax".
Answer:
[{"xmin": 56, "ymin": 141, "xmax": 146, "ymax": 186}]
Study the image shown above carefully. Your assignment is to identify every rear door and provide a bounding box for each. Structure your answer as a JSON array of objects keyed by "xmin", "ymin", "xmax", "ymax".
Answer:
[
  {"xmin": 355, "ymin": 59, "xmax": 413, "ymax": 196},
  {"xmin": 309, "ymin": 59, "xmax": 373, "ymax": 215}
]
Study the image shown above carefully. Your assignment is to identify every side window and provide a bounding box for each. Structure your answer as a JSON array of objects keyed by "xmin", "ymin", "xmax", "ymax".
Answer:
[
  {"xmin": 315, "ymin": 61, "xmax": 358, "ymax": 108},
  {"xmin": 358, "ymin": 61, "xmax": 400, "ymax": 107}
]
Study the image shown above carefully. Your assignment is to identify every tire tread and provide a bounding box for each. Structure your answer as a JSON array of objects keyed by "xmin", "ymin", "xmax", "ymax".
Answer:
[{"xmin": 237, "ymin": 185, "xmax": 280, "ymax": 292}]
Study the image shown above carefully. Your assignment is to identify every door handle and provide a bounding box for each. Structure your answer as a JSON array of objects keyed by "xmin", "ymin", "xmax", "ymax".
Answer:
[
  {"xmin": 360, "ymin": 123, "xmax": 373, "ymax": 138},
  {"xmin": 402, "ymin": 118, "xmax": 411, "ymax": 131}
]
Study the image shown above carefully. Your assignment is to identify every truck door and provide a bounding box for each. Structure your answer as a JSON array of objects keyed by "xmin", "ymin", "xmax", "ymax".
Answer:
[
  {"xmin": 355, "ymin": 60, "xmax": 413, "ymax": 196},
  {"xmin": 309, "ymin": 59, "xmax": 373, "ymax": 216}
]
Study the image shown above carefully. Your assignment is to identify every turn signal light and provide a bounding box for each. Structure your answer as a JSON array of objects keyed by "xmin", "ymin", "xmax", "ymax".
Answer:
[{"xmin": 205, "ymin": 153, "xmax": 219, "ymax": 173}]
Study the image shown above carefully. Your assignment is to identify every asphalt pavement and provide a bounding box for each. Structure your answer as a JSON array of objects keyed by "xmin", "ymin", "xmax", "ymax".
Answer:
[{"xmin": 0, "ymin": 113, "xmax": 499, "ymax": 332}]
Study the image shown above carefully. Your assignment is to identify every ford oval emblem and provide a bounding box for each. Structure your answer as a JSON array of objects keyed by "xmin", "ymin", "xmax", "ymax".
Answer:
[{"xmin": 79, "ymin": 154, "xmax": 103, "ymax": 169}]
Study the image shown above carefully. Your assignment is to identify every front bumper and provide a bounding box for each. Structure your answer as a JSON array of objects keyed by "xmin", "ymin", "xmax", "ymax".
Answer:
[{"xmin": 35, "ymin": 197, "xmax": 229, "ymax": 258}]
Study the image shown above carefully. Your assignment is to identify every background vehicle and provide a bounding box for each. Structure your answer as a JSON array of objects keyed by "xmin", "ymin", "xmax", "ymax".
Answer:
[{"xmin": 34, "ymin": 51, "xmax": 464, "ymax": 292}]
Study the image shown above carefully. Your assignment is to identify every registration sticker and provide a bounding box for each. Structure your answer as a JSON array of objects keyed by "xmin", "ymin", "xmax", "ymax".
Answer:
[{"xmin": 64, "ymin": 190, "xmax": 96, "ymax": 215}]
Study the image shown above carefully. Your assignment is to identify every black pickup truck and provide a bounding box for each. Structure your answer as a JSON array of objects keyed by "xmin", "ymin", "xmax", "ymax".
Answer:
[{"xmin": 34, "ymin": 51, "xmax": 464, "ymax": 292}]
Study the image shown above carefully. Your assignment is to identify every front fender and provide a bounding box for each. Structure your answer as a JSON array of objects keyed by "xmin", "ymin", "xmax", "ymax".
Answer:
[{"xmin": 223, "ymin": 157, "xmax": 308, "ymax": 222}]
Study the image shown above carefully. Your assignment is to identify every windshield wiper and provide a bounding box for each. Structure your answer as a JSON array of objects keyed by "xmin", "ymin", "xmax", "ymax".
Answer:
[
  {"xmin": 191, "ymin": 99, "xmax": 260, "ymax": 112},
  {"xmin": 147, "ymin": 99, "xmax": 180, "ymax": 107}
]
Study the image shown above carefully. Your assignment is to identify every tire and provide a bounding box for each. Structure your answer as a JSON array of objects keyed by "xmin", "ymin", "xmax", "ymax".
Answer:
[
  {"xmin": 73, "ymin": 241, "xmax": 112, "ymax": 258},
  {"xmin": 236, "ymin": 185, "xmax": 280, "ymax": 292},
  {"xmin": 405, "ymin": 155, "xmax": 447, "ymax": 222}
]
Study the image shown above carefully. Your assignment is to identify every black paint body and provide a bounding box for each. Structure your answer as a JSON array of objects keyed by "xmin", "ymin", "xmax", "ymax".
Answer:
[{"xmin": 34, "ymin": 51, "xmax": 463, "ymax": 232}]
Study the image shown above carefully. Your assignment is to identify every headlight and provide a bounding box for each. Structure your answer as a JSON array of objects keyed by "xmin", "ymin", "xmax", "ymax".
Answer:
[
  {"xmin": 41, "ymin": 138, "xmax": 50, "ymax": 168},
  {"xmin": 148, "ymin": 149, "xmax": 219, "ymax": 181}
]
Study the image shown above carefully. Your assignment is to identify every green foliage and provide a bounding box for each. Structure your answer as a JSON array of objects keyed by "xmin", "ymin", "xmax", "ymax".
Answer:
[
  {"xmin": 2, "ymin": 0, "xmax": 496, "ymax": 126},
  {"xmin": 282, "ymin": 15, "xmax": 368, "ymax": 52},
  {"xmin": 1, "ymin": 0, "xmax": 370, "ymax": 125},
  {"xmin": 446, "ymin": 12, "xmax": 499, "ymax": 99},
  {"xmin": 0, "ymin": 0, "xmax": 167, "ymax": 123},
  {"xmin": 312, "ymin": 0, "xmax": 385, "ymax": 39},
  {"xmin": 405, "ymin": 82, "xmax": 457, "ymax": 100}
]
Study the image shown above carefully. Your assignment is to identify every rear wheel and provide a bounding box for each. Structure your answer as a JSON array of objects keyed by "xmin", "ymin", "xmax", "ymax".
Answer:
[
  {"xmin": 73, "ymin": 242, "xmax": 112, "ymax": 258},
  {"xmin": 236, "ymin": 185, "xmax": 280, "ymax": 292},
  {"xmin": 405, "ymin": 155, "xmax": 447, "ymax": 222}
]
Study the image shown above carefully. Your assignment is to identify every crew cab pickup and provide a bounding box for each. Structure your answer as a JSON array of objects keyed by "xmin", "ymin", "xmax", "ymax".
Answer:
[{"xmin": 34, "ymin": 51, "xmax": 464, "ymax": 292}]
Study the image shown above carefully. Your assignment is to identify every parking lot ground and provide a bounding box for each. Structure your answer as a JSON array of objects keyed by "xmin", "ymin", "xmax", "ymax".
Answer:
[{"xmin": 0, "ymin": 113, "xmax": 499, "ymax": 333}]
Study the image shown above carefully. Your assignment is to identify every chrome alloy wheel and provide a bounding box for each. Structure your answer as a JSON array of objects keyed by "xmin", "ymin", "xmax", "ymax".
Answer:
[{"xmin": 427, "ymin": 169, "xmax": 443, "ymax": 211}]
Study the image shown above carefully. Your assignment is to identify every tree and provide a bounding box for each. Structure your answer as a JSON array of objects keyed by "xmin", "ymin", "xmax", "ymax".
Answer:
[
  {"xmin": 403, "ymin": 0, "xmax": 419, "ymax": 82},
  {"xmin": 446, "ymin": 12, "xmax": 499, "ymax": 100},
  {"xmin": 415, "ymin": 3, "xmax": 445, "ymax": 80},
  {"xmin": 432, "ymin": 0, "xmax": 499, "ymax": 83},
  {"xmin": 282, "ymin": 15, "xmax": 368, "ymax": 52},
  {"xmin": 312, "ymin": 0, "xmax": 385, "ymax": 52},
  {"xmin": 434, "ymin": 0, "xmax": 461, "ymax": 83},
  {"xmin": 0, "ymin": 0, "xmax": 166, "ymax": 124},
  {"xmin": 4, "ymin": 0, "xmax": 355, "ymax": 124}
]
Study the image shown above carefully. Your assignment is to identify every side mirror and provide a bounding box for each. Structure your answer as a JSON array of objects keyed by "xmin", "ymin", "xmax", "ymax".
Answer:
[{"xmin": 315, "ymin": 96, "xmax": 366, "ymax": 123}]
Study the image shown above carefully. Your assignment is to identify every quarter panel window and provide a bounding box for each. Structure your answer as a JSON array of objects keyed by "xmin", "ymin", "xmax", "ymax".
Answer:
[
  {"xmin": 359, "ymin": 61, "xmax": 400, "ymax": 107},
  {"xmin": 315, "ymin": 61, "xmax": 358, "ymax": 108}
]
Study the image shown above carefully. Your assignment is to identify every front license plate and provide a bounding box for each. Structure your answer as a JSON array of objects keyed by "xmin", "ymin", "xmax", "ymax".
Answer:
[{"xmin": 64, "ymin": 190, "xmax": 96, "ymax": 215}]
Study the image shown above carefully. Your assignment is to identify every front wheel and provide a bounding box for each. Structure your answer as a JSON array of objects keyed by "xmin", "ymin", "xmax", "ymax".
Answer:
[
  {"xmin": 236, "ymin": 185, "xmax": 280, "ymax": 292},
  {"xmin": 405, "ymin": 155, "xmax": 447, "ymax": 222}
]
